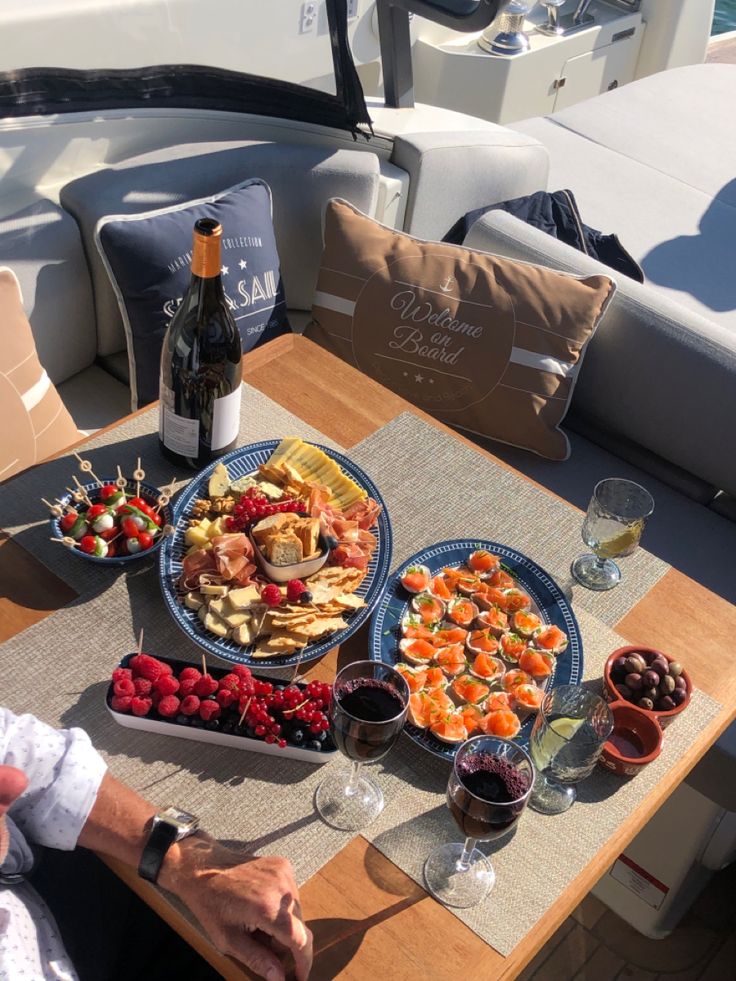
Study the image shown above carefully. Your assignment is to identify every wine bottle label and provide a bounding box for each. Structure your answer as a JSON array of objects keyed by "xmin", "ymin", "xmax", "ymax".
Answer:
[
  {"xmin": 211, "ymin": 384, "xmax": 242, "ymax": 450},
  {"xmin": 160, "ymin": 382, "xmax": 200, "ymax": 457}
]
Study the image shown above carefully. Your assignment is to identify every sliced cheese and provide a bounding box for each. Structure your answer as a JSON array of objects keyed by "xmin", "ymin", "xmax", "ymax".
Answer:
[
  {"xmin": 200, "ymin": 584, "xmax": 229, "ymax": 597},
  {"xmin": 204, "ymin": 609, "xmax": 230, "ymax": 638},
  {"xmin": 227, "ymin": 585, "xmax": 262, "ymax": 610}
]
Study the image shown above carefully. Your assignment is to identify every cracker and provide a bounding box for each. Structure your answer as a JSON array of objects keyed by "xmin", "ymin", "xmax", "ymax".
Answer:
[{"xmin": 290, "ymin": 617, "xmax": 347, "ymax": 640}]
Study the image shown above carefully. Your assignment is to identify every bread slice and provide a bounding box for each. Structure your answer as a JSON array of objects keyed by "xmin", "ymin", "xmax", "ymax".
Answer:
[
  {"xmin": 251, "ymin": 513, "xmax": 296, "ymax": 542},
  {"xmin": 268, "ymin": 532, "xmax": 303, "ymax": 566},
  {"xmin": 294, "ymin": 517, "xmax": 320, "ymax": 558}
]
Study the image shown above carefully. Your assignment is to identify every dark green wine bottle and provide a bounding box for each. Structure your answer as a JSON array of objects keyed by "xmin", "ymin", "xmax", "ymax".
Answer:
[{"xmin": 159, "ymin": 218, "xmax": 242, "ymax": 469}]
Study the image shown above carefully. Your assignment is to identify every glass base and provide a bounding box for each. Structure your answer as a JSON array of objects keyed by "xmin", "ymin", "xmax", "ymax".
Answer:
[
  {"xmin": 423, "ymin": 843, "xmax": 495, "ymax": 909},
  {"xmin": 315, "ymin": 766, "xmax": 385, "ymax": 831},
  {"xmin": 529, "ymin": 772, "xmax": 577, "ymax": 815},
  {"xmin": 571, "ymin": 553, "xmax": 621, "ymax": 591}
]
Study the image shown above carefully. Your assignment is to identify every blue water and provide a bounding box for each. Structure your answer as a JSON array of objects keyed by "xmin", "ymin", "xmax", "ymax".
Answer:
[{"xmin": 714, "ymin": 0, "xmax": 736, "ymax": 34}]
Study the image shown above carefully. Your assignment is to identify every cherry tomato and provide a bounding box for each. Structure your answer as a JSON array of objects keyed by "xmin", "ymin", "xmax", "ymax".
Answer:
[
  {"xmin": 100, "ymin": 484, "xmax": 118, "ymax": 501},
  {"xmin": 121, "ymin": 518, "xmax": 140, "ymax": 539},
  {"xmin": 86, "ymin": 503, "xmax": 107, "ymax": 519},
  {"xmin": 99, "ymin": 528, "xmax": 118, "ymax": 542},
  {"xmin": 138, "ymin": 531, "xmax": 154, "ymax": 551},
  {"xmin": 128, "ymin": 497, "xmax": 148, "ymax": 510},
  {"xmin": 60, "ymin": 512, "xmax": 78, "ymax": 532},
  {"xmin": 79, "ymin": 535, "xmax": 97, "ymax": 554}
]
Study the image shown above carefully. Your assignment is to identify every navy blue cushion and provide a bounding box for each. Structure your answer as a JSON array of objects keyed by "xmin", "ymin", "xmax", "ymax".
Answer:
[{"xmin": 95, "ymin": 179, "xmax": 290, "ymax": 407}]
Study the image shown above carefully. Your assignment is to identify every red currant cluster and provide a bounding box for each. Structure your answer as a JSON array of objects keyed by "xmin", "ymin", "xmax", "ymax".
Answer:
[
  {"xmin": 108, "ymin": 654, "xmax": 334, "ymax": 753},
  {"xmin": 226, "ymin": 488, "xmax": 303, "ymax": 532}
]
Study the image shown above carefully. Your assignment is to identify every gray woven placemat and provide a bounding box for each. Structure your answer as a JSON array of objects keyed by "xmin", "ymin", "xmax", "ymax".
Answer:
[
  {"xmin": 348, "ymin": 413, "xmax": 669, "ymax": 626},
  {"xmin": 0, "ymin": 384, "xmax": 340, "ymax": 598},
  {"xmin": 361, "ymin": 605, "xmax": 721, "ymax": 956},
  {"xmin": 0, "ymin": 574, "xmax": 353, "ymax": 885}
]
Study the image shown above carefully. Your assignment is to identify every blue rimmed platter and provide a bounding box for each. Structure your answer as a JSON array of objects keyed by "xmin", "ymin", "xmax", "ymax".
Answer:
[
  {"xmin": 159, "ymin": 440, "xmax": 392, "ymax": 669},
  {"xmin": 370, "ymin": 538, "xmax": 583, "ymax": 761}
]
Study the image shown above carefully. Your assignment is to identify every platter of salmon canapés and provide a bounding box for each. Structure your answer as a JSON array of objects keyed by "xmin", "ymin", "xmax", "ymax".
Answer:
[{"xmin": 370, "ymin": 539, "xmax": 583, "ymax": 760}]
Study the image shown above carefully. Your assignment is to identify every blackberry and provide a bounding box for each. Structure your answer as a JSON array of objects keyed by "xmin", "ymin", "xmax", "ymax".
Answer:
[
  {"xmin": 307, "ymin": 739, "xmax": 323, "ymax": 752},
  {"xmin": 175, "ymin": 714, "xmax": 190, "ymax": 726}
]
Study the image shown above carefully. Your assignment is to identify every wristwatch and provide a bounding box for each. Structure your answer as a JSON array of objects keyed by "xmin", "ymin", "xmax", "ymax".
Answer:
[{"xmin": 138, "ymin": 806, "xmax": 200, "ymax": 883}]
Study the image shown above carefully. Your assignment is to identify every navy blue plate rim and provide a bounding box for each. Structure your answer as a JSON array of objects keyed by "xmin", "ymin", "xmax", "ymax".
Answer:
[
  {"xmin": 159, "ymin": 439, "xmax": 393, "ymax": 669},
  {"xmin": 369, "ymin": 538, "xmax": 583, "ymax": 761}
]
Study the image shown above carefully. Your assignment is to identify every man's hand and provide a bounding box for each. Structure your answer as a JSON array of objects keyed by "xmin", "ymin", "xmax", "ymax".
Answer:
[
  {"xmin": 0, "ymin": 764, "xmax": 29, "ymax": 865},
  {"xmin": 161, "ymin": 835, "xmax": 313, "ymax": 981}
]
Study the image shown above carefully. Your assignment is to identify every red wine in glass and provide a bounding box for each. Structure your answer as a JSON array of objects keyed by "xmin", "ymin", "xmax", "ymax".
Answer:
[
  {"xmin": 424, "ymin": 735, "xmax": 533, "ymax": 909},
  {"xmin": 315, "ymin": 661, "xmax": 409, "ymax": 831},
  {"xmin": 332, "ymin": 678, "xmax": 407, "ymax": 762}
]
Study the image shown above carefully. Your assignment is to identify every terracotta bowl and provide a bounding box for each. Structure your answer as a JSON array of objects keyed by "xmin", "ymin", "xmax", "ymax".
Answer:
[
  {"xmin": 599, "ymin": 700, "xmax": 663, "ymax": 776},
  {"xmin": 603, "ymin": 645, "xmax": 692, "ymax": 730}
]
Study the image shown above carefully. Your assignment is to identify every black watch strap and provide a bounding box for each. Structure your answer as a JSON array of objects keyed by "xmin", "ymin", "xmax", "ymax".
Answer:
[{"xmin": 138, "ymin": 820, "xmax": 180, "ymax": 883}]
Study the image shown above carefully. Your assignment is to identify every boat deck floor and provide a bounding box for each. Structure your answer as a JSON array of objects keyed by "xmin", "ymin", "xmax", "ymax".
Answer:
[{"xmin": 519, "ymin": 858, "xmax": 736, "ymax": 981}]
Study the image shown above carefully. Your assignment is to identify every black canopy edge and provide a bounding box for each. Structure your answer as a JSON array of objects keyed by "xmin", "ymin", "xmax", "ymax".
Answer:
[{"xmin": 0, "ymin": 63, "xmax": 373, "ymax": 137}]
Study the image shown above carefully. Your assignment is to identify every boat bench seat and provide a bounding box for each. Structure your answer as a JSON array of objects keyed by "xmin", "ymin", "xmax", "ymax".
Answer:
[{"xmin": 465, "ymin": 63, "xmax": 736, "ymax": 522}]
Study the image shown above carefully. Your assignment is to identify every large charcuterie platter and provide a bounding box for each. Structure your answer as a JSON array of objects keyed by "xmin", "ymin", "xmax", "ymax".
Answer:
[
  {"xmin": 370, "ymin": 539, "xmax": 583, "ymax": 760},
  {"xmin": 160, "ymin": 438, "xmax": 392, "ymax": 669}
]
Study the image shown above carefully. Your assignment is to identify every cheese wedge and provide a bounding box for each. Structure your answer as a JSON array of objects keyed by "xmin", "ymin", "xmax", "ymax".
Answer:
[{"xmin": 227, "ymin": 585, "xmax": 262, "ymax": 610}]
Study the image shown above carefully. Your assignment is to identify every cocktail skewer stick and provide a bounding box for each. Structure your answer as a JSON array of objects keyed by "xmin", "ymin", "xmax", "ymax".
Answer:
[
  {"xmin": 41, "ymin": 497, "xmax": 64, "ymax": 517},
  {"xmin": 133, "ymin": 458, "xmax": 145, "ymax": 497},
  {"xmin": 72, "ymin": 476, "xmax": 93, "ymax": 507},
  {"xmin": 55, "ymin": 497, "xmax": 76, "ymax": 513},
  {"xmin": 290, "ymin": 648, "xmax": 306, "ymax": 685},
  {"xmin": 67, "ymin": 486, "xmax": 86, "ymax": 504},
  {"xmin": 74, "ymin": 452, "xmax": 103, "ymax": 487},
  {"xmin": 202, "ymin": 653, "xmax": 208, "ymax": 677},
  {"xmin": 137, "ymin": 628, "xmax": 144, "ymax": 656},
  {"xmin": 238, "ymin": 697, "xmax": 253, "ymax": 728},
  {"xmin": 115, "ymin": 466, "xmax": 128, "ymax": 490},
  {"xmin": 155, "ymin": 492, "xmax": 170, "ymax": 515},
  {"xmin": 49, "ymin": 536, "xmax": 76, "ymax": 548}
]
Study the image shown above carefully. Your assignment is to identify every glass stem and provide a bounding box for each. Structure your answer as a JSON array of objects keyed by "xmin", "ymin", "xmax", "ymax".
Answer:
[
  {"xmin": 345, "ymin": 761, "xmax": 362, "ymax": 796},
  {"xmin": 457, "ymin": 836, "xmax": 477, "ymax": 872}
]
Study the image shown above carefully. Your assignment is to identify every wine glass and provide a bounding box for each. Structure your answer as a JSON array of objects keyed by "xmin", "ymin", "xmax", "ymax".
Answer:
[
  {"xmin": 528, "ymin": 685, "xmax": 613, "ymax": 815},
  {"xmin": 571, "ymin": 478, "xmax": 654, "ymax": 591},
  {"xmin": 315, "ymin": 660, "xmax": 409, "ymax": 831},
  {"xmin": 423, "ymin": 736, "xmax": 533, "ymax": 909}
]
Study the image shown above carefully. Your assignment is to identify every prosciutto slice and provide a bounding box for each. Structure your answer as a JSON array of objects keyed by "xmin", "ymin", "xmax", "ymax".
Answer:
[{"xmin": 179, "ymin": 533, "xmax": 258, "ymax": 590}]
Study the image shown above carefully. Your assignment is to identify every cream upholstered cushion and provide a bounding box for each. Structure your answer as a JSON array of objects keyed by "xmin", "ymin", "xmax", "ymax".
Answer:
[
  {"xmin": 306, "ymin": 200, "xmax": 615, "ymax": 461},
  {"xmin": 0, "ymin": 268, "xmax": 81, "ymax": 482}
]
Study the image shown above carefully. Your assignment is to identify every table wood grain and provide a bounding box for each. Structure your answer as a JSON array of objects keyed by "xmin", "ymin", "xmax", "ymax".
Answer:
[{"xmin": 3, "ymin": 334, "xmax": 736, "ymax": 981}]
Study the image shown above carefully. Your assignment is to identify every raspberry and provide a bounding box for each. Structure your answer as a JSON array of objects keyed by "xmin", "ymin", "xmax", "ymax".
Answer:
[
  {"xmin": 154, "ymin": 675, "xmax": 180, "ymax": 696},
  {"xmin": 179, "ymin": 667, "xmax": 202, "ymax": 682},
  {"xmin": 199, "ymin": 700, "xmax": 221, "ymax": 722},
  {"xmin": 218, "ymin": 673, "xmax": 241, "ymax": 693},
  {"xmin": 180, "ymin": 695, "xmax": 201, "ymax": 716},
  {"xmin": 286, "ymin": 579, "xmax": 306, "ymax": 603},
  {"xmin": 133, "ymin": 677, "xmax": 153, "ymax": 696},
  {"xmin": 157, "ymin": 695, "xmax": 180, "ymax": 718},
  {"xmin": 179, "ymin": 678, "xmax": 198, "ymax": 697},
  {"xmin": 111, "ymin": 695, "xmax": 132, "ymax": 713},
  {"xmin": 195, "ymin": 675, "xmax": 218, "ymax": 697},
  {"xmin": 130, "ymin": 654, "xmax": 167, "ymax": 681},
  {"xmin": 131, "ymin": 696, "xmax": 152, "ymax": 717},
  {"xmin": 216, "ymin": 689, "xmax": 236, "ymax": 709},
  {"xmin": 261, "ymin": 584, "xmax": 282, "ymax": 607},
  {"xmin": 112, "ymin": 667, "xmax": 133, "ymax": 684},
  {"xmin": 114, "ymin": 678, "xmax": 136, "ymax": 698},
  {"xmin": 233, "ymin": 665, "xmax": 252, "ymax": 681}
]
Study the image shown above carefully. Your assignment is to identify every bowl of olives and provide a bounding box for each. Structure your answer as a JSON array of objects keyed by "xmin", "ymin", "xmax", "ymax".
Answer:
[{"xmin": 603, "ymin": 646, "xmax": 691, "ymax": 729}]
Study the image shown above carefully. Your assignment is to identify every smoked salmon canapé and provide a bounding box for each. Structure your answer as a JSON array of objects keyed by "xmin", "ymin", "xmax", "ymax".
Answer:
[
  {"xmin": 398, "ymin": 638, "xmax": 437, "ymax": 665},
  {"xmin": 446, "ymin": 597, "xmax": 479, "ymax": 628},
  {"xmin": 395, "ymin": 663, "xmax": 429, "ymax": 693},
  {"xmin": 467, "ymin": 548, "xmax": 501, "ymax": 577},
  {"xmin": 434, "ymin": 643, "xmax": 467, "ymax": 677},
  {"xmin": 510, "ymin": 683, "xmax": 544, "ymax": 713},
  {"xmin": 503, "ymin": 669, "xmax": 534, "ymax": 692},
  {"xmin": 459, "ymin": 703, "xmax": 484, "ymax": 736},
  {"xmin": 428, "ymin": 574, "xmax": 453, "ymax": 601},
  {"xmin": 433, "ymin": 626, "xmax": 469, "ymax": 648},
  {"xmin": 442, "ymin": 566, "xmax": 480, "ymax": 596},
  {"xmin": 466, "ymin": 629, "xmax": 500, "ymax": 656},
  {"xmin": 484, "ymin": 691, "xmax": 512, "ymax": 713},
  {"xmin": 469, "ymin": 652, "xmax": 505, "ymax": 683},
  {"xmin": 500, "ymin": 632, "xmax": 528, "ymax": 663},
  {"xmin": 502, "ymin": 588, "xmax": 532, "ymax": 613},
  {"xmin": 400, "ymin": 564, "xmax": 431, "ymax": 594},
  {"xmin": 519, "ymin": 648, "xmax": 554, "ymax": 679},
  {"xmin": 476, "ymin": 606, "xmax": 509, "ymax": 636},
  {"xmin": 512, "ymin": 610, "xmax": 543, "ymax": 638},
  {"xmin": 479, "ymin": 708, "xmax": 522, "ymax": 739},
  {"xmin": 534, "ymin": 624, "xmax": 569, "ymax": 654},
  {"xmin": 451, "ymin": 674, "xmax": 491, "ymax": 705},
  {"xmin": 487, "ymin": 569, "xmax": 515, "ymax": 590},
  {"xmin": 408, "ymin": 688, "xmax": 455, "ymax": 728},
  {"xmin": 411, "ymin": 593, "xmax": 446, "ymax": 626},
  {"xmin": 430, "ymin": 712, "xmax": 468, "ymax": 744}
]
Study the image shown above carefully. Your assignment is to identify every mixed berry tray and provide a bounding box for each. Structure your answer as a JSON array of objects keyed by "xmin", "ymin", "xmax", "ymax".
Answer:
[{"xmin": 105, "ymin": 652, "xmax": 337, "ymax": 764}]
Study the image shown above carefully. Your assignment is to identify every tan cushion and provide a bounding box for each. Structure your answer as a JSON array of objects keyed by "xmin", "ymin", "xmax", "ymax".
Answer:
[
  {"xmin": 306, "ymin": 201, "xmax": 615, "ymax": 461},
  {"xmin": 0, "ymin": 268, "xmax": 81, "ymax": 482}
]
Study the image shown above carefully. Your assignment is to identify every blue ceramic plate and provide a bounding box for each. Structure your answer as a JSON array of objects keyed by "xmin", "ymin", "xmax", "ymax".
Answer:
[
  {"xmin": 159, "ymin": 440, "xmax": 392, "ymax": 669},
  {"xmin": 50, "ymin": 479, "xmax": 173, "ymax": 565},
  {"xmin": 370, "ymin": 538, "xmax": 583, "ymax": 760}
]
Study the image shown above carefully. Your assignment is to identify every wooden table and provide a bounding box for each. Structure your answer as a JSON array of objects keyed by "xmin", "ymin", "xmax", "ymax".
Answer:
[{"xmin": 3, "ymin": 334, "xmax": 736, "ymax": 980}]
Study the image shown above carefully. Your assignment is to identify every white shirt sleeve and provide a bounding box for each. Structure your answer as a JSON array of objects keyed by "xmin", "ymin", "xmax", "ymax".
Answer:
[{"xmin": 0, "ymin": 707, "xmax": 107, "ymax": 851}]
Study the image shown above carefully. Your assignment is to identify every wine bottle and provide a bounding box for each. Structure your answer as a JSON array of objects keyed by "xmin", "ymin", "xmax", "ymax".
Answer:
[{"xmin": 159, "ymin": 218, "xmax": 242, "ymax": 469}]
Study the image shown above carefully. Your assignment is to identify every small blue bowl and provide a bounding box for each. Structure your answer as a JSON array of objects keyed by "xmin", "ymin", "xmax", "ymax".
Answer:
[{"xmin": 50, "ymin": 478, "xmax": 174, "ymax": 565}]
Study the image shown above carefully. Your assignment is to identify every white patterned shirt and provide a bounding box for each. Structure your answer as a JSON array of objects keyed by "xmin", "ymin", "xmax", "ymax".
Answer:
[{"xmin": 0, "ymin": 708, "xmax": 107, "ymax": 981}]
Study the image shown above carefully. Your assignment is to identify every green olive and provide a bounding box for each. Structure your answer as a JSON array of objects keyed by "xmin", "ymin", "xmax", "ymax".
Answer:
[{"xmin": 669, "ymin": 661, "xmax": 683, "ymax": 678}]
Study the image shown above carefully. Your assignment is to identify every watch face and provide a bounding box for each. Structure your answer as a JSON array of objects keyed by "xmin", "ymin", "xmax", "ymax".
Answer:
[{"xmin": 161, "ymin": 807, "xmax": 198, "ymax": 832}]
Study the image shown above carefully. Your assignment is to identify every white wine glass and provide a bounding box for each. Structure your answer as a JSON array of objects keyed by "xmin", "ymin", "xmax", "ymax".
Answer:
[{"xmin": 571, "ymin": 478, "xmax": 654, "ymax": 591}]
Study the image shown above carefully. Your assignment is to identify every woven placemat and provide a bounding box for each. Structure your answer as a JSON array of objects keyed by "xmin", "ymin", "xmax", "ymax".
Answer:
[
  {"xmin": 0, "ymin": 384, "xmax": 340, "ymax": 598},
  {"xmin": 0, "ymin": 574, "xmax": 354, "ymax": 885},
  {"xmin": 348, "ymin": 413, "xmax": 669, "ymax": 626},
  {"xmin": 361, "ymin": 605, "xmax": 721, "ymax": 956}
]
